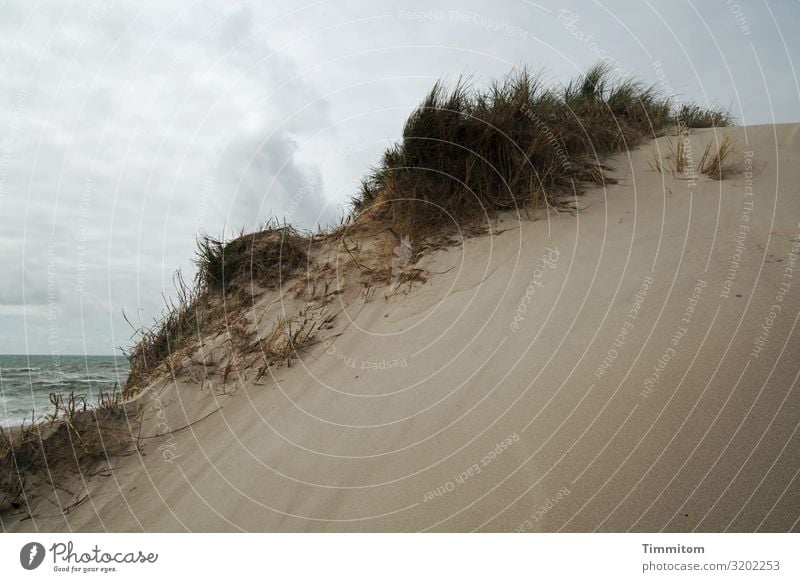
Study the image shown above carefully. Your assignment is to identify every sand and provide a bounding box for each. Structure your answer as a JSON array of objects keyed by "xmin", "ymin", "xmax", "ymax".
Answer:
[{"xmin": 5, "ymin": 123, "xmax": 800, "ymax": 532}]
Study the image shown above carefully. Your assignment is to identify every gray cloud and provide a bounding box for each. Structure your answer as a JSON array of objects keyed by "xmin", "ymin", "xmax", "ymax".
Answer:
[{"xmin": 0, "ymin": 0, "xmax": 797, "ymax": 354}]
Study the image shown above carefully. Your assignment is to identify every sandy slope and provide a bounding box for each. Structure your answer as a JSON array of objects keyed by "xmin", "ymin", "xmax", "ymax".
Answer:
[{"xmin": 6, "ymin": 123, "xmax": 800, "ymax": 532}]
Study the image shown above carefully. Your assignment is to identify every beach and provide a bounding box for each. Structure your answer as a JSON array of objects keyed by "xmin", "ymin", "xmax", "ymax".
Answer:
[{"xmin": 3, "ymin": 123, "xmax": 799, "ymax": 532}]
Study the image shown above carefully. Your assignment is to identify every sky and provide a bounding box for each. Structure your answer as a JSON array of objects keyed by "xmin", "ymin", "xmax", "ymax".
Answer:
[{"xmin": 0, "ymin": 0, "xmax": 798, "ymax": 355}]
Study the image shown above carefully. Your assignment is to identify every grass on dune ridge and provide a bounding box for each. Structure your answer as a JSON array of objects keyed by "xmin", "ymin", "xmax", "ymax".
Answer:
[
  {"xmin": 354, "ymin": 63, "xmax": 731, "ymax": 235},
  {"xmin": 123, "ymin": 220, "xmax": 309, "ymax": 391},
  {"xmin": 0, "ymin": 389, "xmax": 130, "ymax": 513},
  {"xmin": 124, "ymin": 62, "xmax": 731, "ymax": 393}
]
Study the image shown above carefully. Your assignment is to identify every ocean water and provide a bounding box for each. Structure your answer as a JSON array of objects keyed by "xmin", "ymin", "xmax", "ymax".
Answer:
[{"xmin": 0, "ymin": 355, "xmax": 128, "ymax": 427}]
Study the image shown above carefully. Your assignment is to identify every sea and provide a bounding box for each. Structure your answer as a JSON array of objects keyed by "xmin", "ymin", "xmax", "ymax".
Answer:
[{"xmin": 0, "ymin": 354, "xmax": 129, "ymax": 427}]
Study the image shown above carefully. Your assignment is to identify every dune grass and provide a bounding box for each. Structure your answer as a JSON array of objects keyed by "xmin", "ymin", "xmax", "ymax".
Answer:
[
  {"xmin": 123, "ymin": 63, "xmax": 732, "ymax": 394},
  {"xmin": 651, "ymin": 130, "xmax": 738, "ymax": 181},
  {"xmin": 0, "ymin": 389, "xmax": 130, "ymax": 513},
  {"xmin": 123, "ymin": 221, "xmax": 311, "ymax": 392},
  {"xmin": 352, "ymin": 63, "xmax": 731, "ymax": 237},
  {"xmin": 123, "ymin": 270, "xmax": 205, "ymax": 391},
  {"xmin": 195, "ymin": 221, "xmax": 308, "ymax": 293},
  {"xmin": 698, "ymin": 134, "xmax": 737, "ymax": 179},
  {"xmin": 3, "ymin": 62, "xmax": 735, "ymax": 518},
  {"xmin": 675, "ymin": 103, "xmax": 733, "ymax": 129},
  {"xmin": 664, "ymin": 130, "xmax": 692, "ymax": 176}
]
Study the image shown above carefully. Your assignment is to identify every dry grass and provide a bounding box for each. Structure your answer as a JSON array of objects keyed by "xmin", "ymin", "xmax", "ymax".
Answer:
[
  {"xmin": 0, "ymin": 389, "xmax": 131, "ymax": 514},
  {"xmin": 124, "ymin": 222, "xmax": 311, "ymax": 392},
  {"xmin": 648, "ymin": 148, "xmax": 663, "ymax": 174},
  {"xmin": 260, "ymin": 316, "xmax": 322, "ymax": 367},
  {"xmin": 122, "ymin": 62, "xmax": 733, "ymax": 397},
  {"xmin": 250, "ymin": 310, "xmax": 335, "ymax": 383},
  {"xmin": 195, "ymin": 220, "xmax": 308, "ymax": 293},
  {"xmin": 698, "ymin": 134, "xmax": 737, "ymax": 179},
  {"xmin": 653, "ymin": 131, "xmax": 737, "ymax": 181},
  {"xmin": 665, "ymin": 130, "xmax": 692, "ymax": 176},
  {"xmin": 123, "ymin": 271, "xmax": 206, "ymax": 391},
  {"xmin": 675, "ymin": 103, "xmax": 733, "ymax": 128}
]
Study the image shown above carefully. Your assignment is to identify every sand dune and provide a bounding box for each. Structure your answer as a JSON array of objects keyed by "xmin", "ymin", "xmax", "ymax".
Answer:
[{"xmin": 7, "ymin": 123, "xmax": 800, "ymax": 532}]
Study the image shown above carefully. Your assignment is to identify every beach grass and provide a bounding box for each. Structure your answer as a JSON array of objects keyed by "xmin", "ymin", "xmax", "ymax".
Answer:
[
  {"xmin": 123, "ymin": 270, "xmax": 205, "ymax": 391},
  {"xmin": 0, "ymin": 389, "xmax": 130, "ymax": 513},
  {"xmin": 195, "ymin": 220, "xmax": 308, "ymax": 293},
  {"xmin": 123, "ymin": 220, "xmax": 312, "ymax": 391},
  {"xmin": 675, "ymin": 103, "xmax": 733, "ymax": 129},
  {"xmin": 698, "ymin": 133, "xmax": 737, "ymax": 179},
  {"xmin": 122, "ymin": 63, "xmax": 731, "ymax": 396},
  {"xmin": 352, "ymin": 63, "xmax": 730, "ymax": 238}
]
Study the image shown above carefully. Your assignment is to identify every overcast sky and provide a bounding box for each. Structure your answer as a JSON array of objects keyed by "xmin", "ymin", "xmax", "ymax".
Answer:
[{"xmin": 1, "ymin": 0, "xmax": 798, "ymax": 355}]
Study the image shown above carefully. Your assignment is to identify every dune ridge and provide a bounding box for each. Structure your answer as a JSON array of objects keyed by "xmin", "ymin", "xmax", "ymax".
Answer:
[{"xmin": 3, "ymin": 122, "xmax": 799, "ymax": 532}]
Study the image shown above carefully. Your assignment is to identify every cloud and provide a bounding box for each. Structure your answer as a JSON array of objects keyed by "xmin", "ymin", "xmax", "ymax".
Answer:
[
  {"xmin": 0, "ymin": 0, "xmax": 797, "ymax": 354},
  {"xmin": 0, "ymin": 0, "xmax": 335, "ymax": 353}
]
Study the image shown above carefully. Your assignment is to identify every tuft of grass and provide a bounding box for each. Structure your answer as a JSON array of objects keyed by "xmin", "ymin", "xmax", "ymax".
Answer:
[
  {"xmin": 124, "ymin": 221, "xmax": 311, "ymax": 392},
  {"xmin": 1, "ymin": 389, "xmax": 131, "ymax": 514},
  {"xmin": 655, "ymin": 132, "xmax": 738, "ymax": 181},
  {"xmin": 675, "ymin": 103, "xmax": 733, "ymax": 129},
  {"xmin": 665, "ymin": 131, "xmax": 691, "ymax": 175},
  {"xmin": 261, "ymin": 316, "xmax": 317, "ymax": 366},
  {"xmin": 648, "ymin": 148, "xmax": 663, "ymax": 174},
  {"xmin": 350, "ymin": 63, "xmax": 731, "ymax": 238},
  {"xmin": 123, "ymin": 270, "xmax": 205, "ymax": 391},
  {"xmin": 195, "ymin": 220, "xmax": 308, "ymax": 293},
  {"xmin": 698, "ymin": 134, "xmax": 737, "ymax": 179}
]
